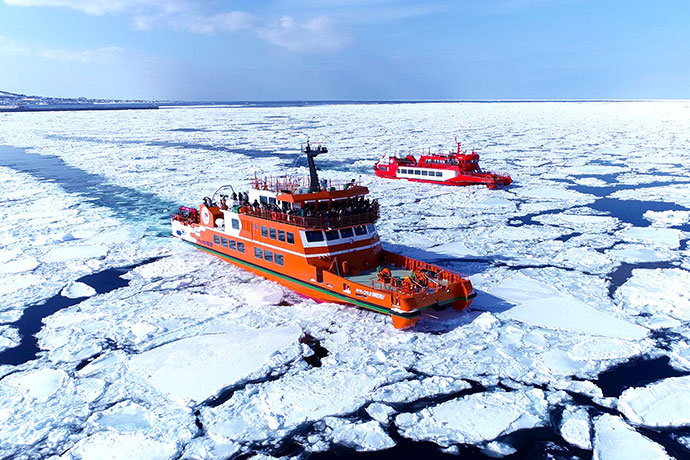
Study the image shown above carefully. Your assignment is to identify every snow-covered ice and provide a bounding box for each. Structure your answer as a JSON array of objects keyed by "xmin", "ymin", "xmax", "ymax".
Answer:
[
  {"xmin": 128, "ymin": 325, "xmax": 301, "ymax": 404},
  {"xmin": 61, "ymin": 281, "xmax": 97, "ymax": 298},
  {"xmin": 395, "ymin": 389, "xmax": 548, "ymax": 447},
  {"xmin": 1, "ymin": 101, "xmax": 689, "ymax": 459},
  {"xmin": 593, "ymin": 414, "xmax": 671, "ymax": 460},
  {"xmin": 560, "ymin": 406, "xmax": 592, "ymax": 450},
  {"xmin": 618, "ymin": 375, "xmax": 690, "ymax": 427}
]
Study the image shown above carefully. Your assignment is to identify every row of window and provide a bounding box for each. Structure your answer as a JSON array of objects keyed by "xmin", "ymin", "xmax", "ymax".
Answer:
[
  {"xmin": 260, "ymin": 225, "xmax": 295, "ymax": 244},
  {"xmin": 254, "ymin": 247, "xmax": 285, "ymax": 265},
  {"xmin": 399, "ymin": 168, "xmax": 443, "ymax": 177},
  {"xmin": 213, "ymin": 235, "xmax": 246, "ymax": 253},
  {"xmin": 212, "ymin": 233, "xmax": 285, "ymax": 266},
  {"xmin": 304, "ymin": 224, "xmax": 376, "ymax": 243}
]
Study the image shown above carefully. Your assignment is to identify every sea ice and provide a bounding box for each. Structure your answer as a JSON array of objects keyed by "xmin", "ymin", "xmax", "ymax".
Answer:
[
  {"xmin": 488, "ymin": 273, "xmax": 648, "ymax": 339},
  {"xmin": 606, "ymin": 245, "xmax": 675, "ymax": 264},
  {"xmin": 4, "ymin": 368, "xmax": 67, "ymax": 403},
  {"xmin": 62, "ymin": 431, "xmax": 176, "ymax": 460},
  {"xmin": 592, "ymin": 414, "xmax": 670, "ymax": 460},
  {"xmin": 128, "ymin": 324, "xmax": 302, "ymax": 404},
  {"xmin": 644, "ymin": 210, "xmax": 690, "ymax": 227},
  {"xmin": 615, "ymin": 268, "xmax": 690, "ymax": 322},
  {"xmin": 618, "ymin": 227, "xmax": 683, "ymax": 249},
  {"xmin": 560, "ymin": 407, "xmax": 592, "ymax": 450},
  {"xmin": 1, "ymin": 101, "xmax": 690, "ymax": 458},
  {"xmin": 395, "ymin": 389, "xmax": 548, "ymax": 447},
  {"xmin": 371, "ymin": 375, "xmax": 471, "ymax": 404},
  {"xmin": 618, "ymin": 375, "xmax": 690, "ymax": 427},
  {"xmin": 322, "ymin": 417, "xmax": 396, "ymax": 451},
  {"xmin": 365, "ymin": 402, "xmax": 396, "ymax": 424},
  {"xmin": 61, "ymin": 281, "xmax": 97, "ymax": 298},
  {"xmin": 0, "ymin": 256, "xmax": 38, "ymax": 274}
]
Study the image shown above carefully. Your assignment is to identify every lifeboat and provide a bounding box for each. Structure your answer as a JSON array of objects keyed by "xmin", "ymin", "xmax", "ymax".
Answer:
[
  {"xmin": 172, "ymin": 142, "xmax": 476, "ymax": 329},
  {"xmin": 374, "ymin": 142, "xmax": 512, "ymax": 189}
]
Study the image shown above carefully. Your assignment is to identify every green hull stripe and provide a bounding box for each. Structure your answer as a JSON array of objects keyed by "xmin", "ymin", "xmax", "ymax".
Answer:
[{"xmin": 186, "ymin": 241, "xmax": 472, "ymax": 319}]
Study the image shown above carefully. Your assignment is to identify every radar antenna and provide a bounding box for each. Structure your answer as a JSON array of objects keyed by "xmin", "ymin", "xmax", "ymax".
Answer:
[{"xmin": 303, "ymin": 140, "xmax": 328, "ymax": 192}]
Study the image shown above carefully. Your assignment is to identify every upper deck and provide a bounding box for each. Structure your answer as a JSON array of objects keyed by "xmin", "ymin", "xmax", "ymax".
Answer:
[{"xmin": 238, "ymin": 176, "xmax": 379, "ymax": 229}]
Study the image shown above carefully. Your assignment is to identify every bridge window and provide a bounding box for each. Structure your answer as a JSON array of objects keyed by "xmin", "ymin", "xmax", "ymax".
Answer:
[
  {"xmin": 379, "ymin": 166, "xmax": 388, "ymax": 171},
  {"xmin": 254, "ymin": 247, "xmax": 263, "ymax": 259},
  {"xmin": 287, "ymin": 232, "xmax": 295, "ymax": 244},
  {"xmin": 275, "ymin": 254, "xmax": 284, "ymax": 265},
  {"xmin": 278, "ymin": 229, "xmax": 285, "ymax": 242},
  {"xmin": 232, "ymin": 219, "xmax": 240, "ymax": 230},
  {"xmin": 305, "ymin": 230, "xmax": 324, "ymax": 242},
  {"xmin": 325, "ymin": 230, "xmax": 340, "ymax": 241},
  {"xmin": 260, "ymin": 196, "xmax": 268, "ymax": 205},
  {"xmin": 237, "ymin": 242, "xmax": 245, "ymax": 252},
  {"xmin": 261, "ymin": 225, "xmax": 268, "ymax": 237},
  {"xmin": 340, "ymin": 228, "xmax": 354, "ymax": 238},
  {"xmin": 354, "ymin": 225, "xmax": 367, "ymax": 236},
  {"xmin": 269, "ymin": 228, "xmax": 276, "ymax": 239}
]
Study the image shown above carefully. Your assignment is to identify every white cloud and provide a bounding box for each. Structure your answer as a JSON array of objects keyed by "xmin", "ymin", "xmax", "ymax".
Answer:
[
  {"xmin": 38, "ymin": 45, "xmax": 125, "ymax": 63},
  {"xmin": 134, "ymin": 11, "xmax": 255, "ymax": 34},
  {"xmin": 0, "ymin": 36, "xmax": 125, "ymax": 63},
  {"xmin": 3, "ymin": 0, "xmax": 352, "ymax": 53},
  {"xmin": 258, "ymin": 15, "xmax": 351, "ymax": 52},
  {"xmin": 3, "ymin": 0, "xmax": 187, "ymax": 15}
]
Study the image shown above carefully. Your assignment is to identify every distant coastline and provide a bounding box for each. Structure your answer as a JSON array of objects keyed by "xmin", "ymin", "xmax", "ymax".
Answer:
[
  {"xmin": 0, "ymin": 90, "xmax": 158, "ymax": 113},
  {"xmin": 0, "ymin": 102, "xmax": 159, "ymax": 113}
]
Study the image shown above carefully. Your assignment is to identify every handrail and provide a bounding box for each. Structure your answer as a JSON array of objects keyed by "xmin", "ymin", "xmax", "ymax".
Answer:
[{"xmin": 238, "ymin": 206, "xmax": 379, "ymax": 229}]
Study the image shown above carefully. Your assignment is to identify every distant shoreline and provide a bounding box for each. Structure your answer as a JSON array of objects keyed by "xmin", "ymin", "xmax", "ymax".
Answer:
[{"xmin": 0, "ymin": 102, "xmax": 159, "ymax": 113}]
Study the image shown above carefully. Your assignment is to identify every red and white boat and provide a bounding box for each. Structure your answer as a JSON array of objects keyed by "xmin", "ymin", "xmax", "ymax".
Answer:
[
  {"xmin": 374, "ymin": 142, "xmax": 512, "ymax": 188},
  {"xmin": 172, "ymin": 143, "xmax": 476, "ymax": 329}
]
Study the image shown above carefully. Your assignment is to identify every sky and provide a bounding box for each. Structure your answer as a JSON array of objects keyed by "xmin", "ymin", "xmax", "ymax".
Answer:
[{"xmin": 0, "ymin": 0, "xmax": 689, "ymax": 100}]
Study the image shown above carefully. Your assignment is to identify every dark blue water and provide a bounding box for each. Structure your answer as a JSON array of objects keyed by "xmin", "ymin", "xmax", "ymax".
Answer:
[
  {"xmin": 0, "ymin": 145, "xmax": 177, "ymax": 230},
  {"xmin": 0, "ymin": 259, "xmax": 159, "ymax": 366},
  {"xmin": 589, "ymin": 197, "xmax": 689, "ymax": 228},
  {"xmin": 595, "ymin": 356, "xmax": 688, "ymax": 397}
]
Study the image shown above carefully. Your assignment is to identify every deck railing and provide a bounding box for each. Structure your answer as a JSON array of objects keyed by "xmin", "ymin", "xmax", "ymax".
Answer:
[{"xmin": 238, "ymin": 206, "xmax": 379, "ymax": 229}]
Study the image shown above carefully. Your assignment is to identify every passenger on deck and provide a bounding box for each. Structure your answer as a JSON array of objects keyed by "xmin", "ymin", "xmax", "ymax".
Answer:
[{"xmin": 220, "ymin": 195, "xmax": 228, "ymax": 210}]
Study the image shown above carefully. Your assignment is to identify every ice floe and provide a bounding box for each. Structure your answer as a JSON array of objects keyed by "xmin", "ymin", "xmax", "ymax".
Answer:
[
  {"xmin": 485, "ymin": 273, "xmax": 648, "ymax": 339},
  {"xmin": 128, "ymin": 324, "xmax": 302, "ymax": 404},
  {"xmin": 618, "ymin": 375, "xmax": 690, "ymax": 428},
  {"xmin": 615, "ymin": 268, "xmax": 690, "ymax": 322},
  {"xmin": 61, "ymin": 281, "xmax": 97, "ymax": 298},
  {"xmin": 560, "ymin": 407, "xmax": 592, "ymax": 450},
  {"xmin": 593, "ymin": 414, "xmax": 671, "ymax": 460},
  {"xmin": 395, "ymin": 389, "xmax": 548, "ymax": 447}
]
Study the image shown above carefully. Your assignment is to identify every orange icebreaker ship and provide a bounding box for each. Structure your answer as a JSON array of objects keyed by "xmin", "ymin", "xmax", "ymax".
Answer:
[
  {"xmin": 374, "ymin": 142, "xmax": 512, "ymax": 188},
  {"xmin": 172, "ymin": 142, "xmax": 476, "ymax": 329}
]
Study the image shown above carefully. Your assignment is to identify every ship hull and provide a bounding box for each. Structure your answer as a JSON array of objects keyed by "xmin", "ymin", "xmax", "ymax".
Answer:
[
  {"xmin": 374, "ymin": 169, "xmax": 512, "ymax": 188},
  {"xmin": 187, "ymin": 240, "xmax": 474, "ymax": 328}
]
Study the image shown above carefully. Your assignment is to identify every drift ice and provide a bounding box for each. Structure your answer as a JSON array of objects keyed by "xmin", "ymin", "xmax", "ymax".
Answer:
[
  {"xmin": 172, "ymin": 142, "xmax": 475, "ymax": 329},
  {"xmin": 374, "ymin": 142, "xmax": 512, "ymax": 188}
]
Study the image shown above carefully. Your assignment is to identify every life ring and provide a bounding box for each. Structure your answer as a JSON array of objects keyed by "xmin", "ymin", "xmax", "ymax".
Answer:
[
  {"xmin": 201, "ymin": 207, "xmax": 211, "ymax": 226},
  {"xmin": 271, "ymin": 211, "xmax": 278, "ymax": 220}
]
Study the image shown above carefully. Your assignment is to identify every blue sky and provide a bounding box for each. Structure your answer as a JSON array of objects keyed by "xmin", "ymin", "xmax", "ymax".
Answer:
[{"xmin": 0, "ymin": 0, "xmax": 689, "ymax": 100}]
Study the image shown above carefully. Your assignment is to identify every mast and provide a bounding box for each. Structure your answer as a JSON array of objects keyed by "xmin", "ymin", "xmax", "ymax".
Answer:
[{"xmin": 303, "ymin": 140, "xmax": 328, "ymax": 192}]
